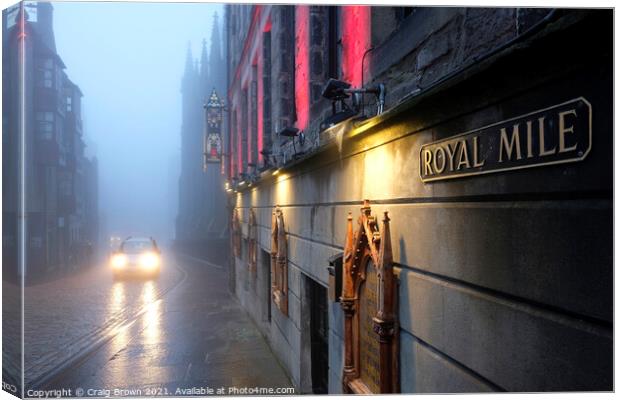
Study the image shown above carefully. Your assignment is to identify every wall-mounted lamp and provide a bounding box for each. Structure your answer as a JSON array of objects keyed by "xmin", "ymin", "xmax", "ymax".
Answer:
[
  {"xmin": 236, "ymin": 171, "xmax": 260, "ymax": 189},
  {"xmin": 279, "ymin": 126, "xmax": 300, "ymax": 138},
  {"xmin": 320, "ymin": 78, "xmax": 386, "ymax": 131},
  {"xmin": 260, "ymin": 149, "xmax": 278, "ymax": 171},
  {"xmin": 278, "ymin": 127, "xmax": 305, "ymax": 157}
]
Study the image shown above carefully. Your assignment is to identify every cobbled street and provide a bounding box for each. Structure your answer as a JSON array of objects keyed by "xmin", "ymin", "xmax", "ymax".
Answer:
[{"xmin": 21, "ymin": 252, "xmax": 292, "ymax": 397}]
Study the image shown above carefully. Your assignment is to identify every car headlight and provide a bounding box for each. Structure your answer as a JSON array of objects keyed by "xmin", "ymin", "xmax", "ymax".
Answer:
[
  {"xmin": 111, "ymin": 254, "xmax": 127, "ymax": 269},
  {"xmin": 139, "ymin": 252, "xmax": 160, "ymax": 269}
]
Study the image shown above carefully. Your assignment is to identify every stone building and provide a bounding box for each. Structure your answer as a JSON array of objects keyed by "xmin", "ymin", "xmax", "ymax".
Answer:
[
  {"xmin": 224, "ymin": 5, "xmax": 612, "ymax": 394},
  {"xmin": 2, "ymin": 2, "xmax": 99, "ymax": 282},
  {"xmin": 175, "ymin": 14, "xmax": 228, "ymax": 258}
]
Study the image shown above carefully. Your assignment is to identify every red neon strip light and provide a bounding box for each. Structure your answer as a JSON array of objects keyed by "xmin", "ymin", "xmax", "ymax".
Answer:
[
  {"xmin": 237, "ymin": 109, "xmax": 242, "ymax": 176},
  {"xmin": 243, "ymin": 87, "xmax": 249, "ymax": 167},
  {"xmin": 341, "ymin": 6, "xmax": 371, "ymax": 88},
  {"xmin": 294, "ymin": 6, "xmax": 310, "ymax": 131},
  {"xmin": 257, "ymin": 56, "xmax": 264, "ymax": 164}
]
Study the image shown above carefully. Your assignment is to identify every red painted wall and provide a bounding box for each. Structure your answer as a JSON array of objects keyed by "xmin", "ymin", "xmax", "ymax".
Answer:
[
  {"xmin": 341, "ymin": 6, "xmax": 371, "ymax": 88},
  {"xmin": 294, "ymin": 5, "xmax": 310, "ymax": 131}
]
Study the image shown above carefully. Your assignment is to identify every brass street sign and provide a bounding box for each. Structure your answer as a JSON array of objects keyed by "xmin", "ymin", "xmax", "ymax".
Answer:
[{"xmin": 419, "ymin": 98, "xmax": 592, "ymax": 182}]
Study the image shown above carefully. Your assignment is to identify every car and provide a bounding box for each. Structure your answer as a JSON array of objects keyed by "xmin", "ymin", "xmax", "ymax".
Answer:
[{"xmin": 109, "ymin": 236, "xmax": 161, "ymax": 280}]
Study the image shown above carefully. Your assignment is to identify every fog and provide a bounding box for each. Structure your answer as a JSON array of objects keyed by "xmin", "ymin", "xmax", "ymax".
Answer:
[{"xmin": 53, "ymin": 1, "xmax": 223, "ymax": 248}]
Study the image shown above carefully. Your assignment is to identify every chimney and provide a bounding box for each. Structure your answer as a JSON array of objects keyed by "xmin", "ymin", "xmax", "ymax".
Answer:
[{"xmin": 35, "ymin": 2, "xmax": 56, "ymax": 52}]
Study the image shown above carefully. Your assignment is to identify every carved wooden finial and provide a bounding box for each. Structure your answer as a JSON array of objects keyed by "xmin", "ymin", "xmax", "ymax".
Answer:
[
  {"xmin": 361, "ymin": 199, "xmax": 371, "ymax": 216},
  {"xmin": 346, "ymin": 212, "xmax": 353, "ymax": 241},
  {"xmin": 380, "ymin": 211, "xmax": 393, "ymax": 267}
]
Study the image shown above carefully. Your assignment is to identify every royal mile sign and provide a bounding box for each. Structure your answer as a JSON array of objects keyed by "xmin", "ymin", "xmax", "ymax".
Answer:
[{"xmin": 419, "ymin": 98, "xmax": 592, "ymax": 183}]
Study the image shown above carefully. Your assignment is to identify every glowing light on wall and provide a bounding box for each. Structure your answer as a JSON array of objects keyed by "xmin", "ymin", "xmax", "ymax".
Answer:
[
  {"xmin": 275, "ymin": 173, "xmax": 292, "ymax": 205},
  {"xmin": 263, "ymin": 18, "xmax": 272, "ymax": 33},
  {"xmin": 341, "ymin": 6, "xmax": 371, "ymax": 88},
  {"xmin": 294, "ymin": 5, "xmax": 310, "ymax": 131},
  {"xmin": 363, "ymin": 144, "xmax": 394, "ymax": 199}
]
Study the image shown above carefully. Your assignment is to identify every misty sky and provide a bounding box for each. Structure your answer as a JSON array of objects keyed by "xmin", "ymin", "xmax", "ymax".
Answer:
[{"xmin": 53, "ymin": 1, "xmax": 222, "ymax": 246}]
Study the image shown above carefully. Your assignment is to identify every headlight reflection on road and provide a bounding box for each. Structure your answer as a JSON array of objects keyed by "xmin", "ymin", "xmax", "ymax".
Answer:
[
  {"xmin": 107, "ymin": 283, "xmax": 130, "ymax": 344},
  {"xmin": 108, "ymin": 283, "xmax": 126, "ymax": 315},
  {"xmin": 103, "ymin": 282, "xmax": 130, "ymax": 384},
  {"xmin": 141, "ymin": 281, "xmax": 161, "ymax": 344}
]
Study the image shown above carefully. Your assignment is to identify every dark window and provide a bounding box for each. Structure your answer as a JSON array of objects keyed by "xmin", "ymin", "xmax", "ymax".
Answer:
[
  {"xmin": 36, "ymin": 111, "xmax": 54, "ymax": 139},
  {"xmin": 262, "ymin": 249, "xmax": 272, "ymax": 322},
  {"xmin": 309, "ymin": 278, "xmax": 329, "ymax": 394},
  {"xmin": 37, "ymin": 58, "xmax": 54, "ymax": 88}
]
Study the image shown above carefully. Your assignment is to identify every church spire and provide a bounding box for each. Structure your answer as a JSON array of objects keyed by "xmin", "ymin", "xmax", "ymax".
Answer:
[
  {"xmin": 209, "ymin": 12, "xmax": 225, "ymax": 96},
  {"xmin": 184, "ymin": 42, "xmax": 193, "ymax": 74},
  {"xmin": 181, "ymin": 42, "xmax": 194, "ymax": 94},
  {"xmin": 200, "ymin": 38, "xmax": 209, "ymax": 91}
]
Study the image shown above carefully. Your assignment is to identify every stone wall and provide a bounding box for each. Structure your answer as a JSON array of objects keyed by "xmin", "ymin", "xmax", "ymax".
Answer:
[{"xmin": 228, "ymin": 8, "xmax": 612, "ymax": 393}]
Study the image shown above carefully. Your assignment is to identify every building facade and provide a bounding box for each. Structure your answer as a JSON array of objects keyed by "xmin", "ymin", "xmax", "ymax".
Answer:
[
  {"xmin": 224, "ymin": 6, "xmax": 612, "ymax": 393},
  {"xmin": 2, "ymin": 2, "xmax": 98, "ymax": 283}
]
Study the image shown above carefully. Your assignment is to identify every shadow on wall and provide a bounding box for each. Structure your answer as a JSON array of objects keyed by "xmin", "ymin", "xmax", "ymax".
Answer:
[{"xmin": 399, "ymin": 236, "xmax": 408, "ymax": 266}]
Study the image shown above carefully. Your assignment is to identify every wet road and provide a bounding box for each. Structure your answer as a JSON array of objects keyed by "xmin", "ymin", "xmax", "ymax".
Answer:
[{"xmin": 23, "ymin": 252, "xmax": 293, "ymax": 397}]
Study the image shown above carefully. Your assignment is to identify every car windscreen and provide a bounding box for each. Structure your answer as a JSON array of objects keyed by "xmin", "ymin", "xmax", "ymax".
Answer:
[{"xmin": 120, "ymin": 240, "xmax": 153, "ymax": 254}]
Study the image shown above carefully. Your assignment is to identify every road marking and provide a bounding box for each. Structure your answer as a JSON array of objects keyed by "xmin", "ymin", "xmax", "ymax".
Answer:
[{"xmin": 183, "ymin": 362, "xmax": 192, "ymax": 382}]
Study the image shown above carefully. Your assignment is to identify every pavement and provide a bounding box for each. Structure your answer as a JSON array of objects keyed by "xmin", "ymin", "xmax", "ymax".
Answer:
[
  {"xmin": 16, "ymin": 251, "xmax": 293, "ymax": 397},
  {"xmin": 2, "ymin": 278, "xmax": 22, "ymax": 394}
]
